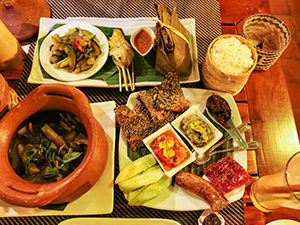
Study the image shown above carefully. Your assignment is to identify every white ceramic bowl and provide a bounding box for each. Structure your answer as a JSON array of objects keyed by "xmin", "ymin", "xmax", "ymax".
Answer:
[
  {"xmin": 171, "ymin": 104, "xmax": 223, "ymax": 155},
  {"xmin": 130, "ymin": 27, "xmax": 155, "ymax": 57},
  {"xmin": 143, "ymin": 123, "xmax": 195, "ymax": 177}
]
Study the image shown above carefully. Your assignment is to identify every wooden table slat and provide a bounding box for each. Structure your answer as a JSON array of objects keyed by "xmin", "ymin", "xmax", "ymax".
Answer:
[
  {"xmin": 246, "ymin": 61, "xmax": 300, "ymax": 175},
  {"xmin": 237, "ymin": 102, "xmax": 251, "ymax": 124},
  {"xmin": 234, "ymin": 88, "xmax": 248, "ymax": 102},
  {"xmin": 217, "ymin": 0, "xmax": 271, "ymax": 24},
  {"xmin": 247, "ymin": 150, "xmax": 258, "ymax": 175},
  {"xmin": 244, "ymin": 205, "xmax": 266, "ymax": 225},
  {"xmin": 221, "ymin": 25, "xmax": 237, "ymax": 35}
]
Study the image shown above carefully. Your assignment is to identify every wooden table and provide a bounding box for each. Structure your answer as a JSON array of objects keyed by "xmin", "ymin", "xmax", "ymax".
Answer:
[
  {"xmin": 1, "ymin": 0, "xmax": 300, "ymax": 224},
  {"xmin": 218, "ymin": 0, "xmax": 300, "ymax": 224}
]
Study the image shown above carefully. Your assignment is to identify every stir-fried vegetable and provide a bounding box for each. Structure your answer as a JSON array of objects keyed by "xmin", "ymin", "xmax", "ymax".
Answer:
[
  {"xmin": 49, "ymin": 27, "xmax": 101, "ymax": 73},
  {"xmin": 9, "ymin": 111, "xmax": 88, "ymax": 183}
]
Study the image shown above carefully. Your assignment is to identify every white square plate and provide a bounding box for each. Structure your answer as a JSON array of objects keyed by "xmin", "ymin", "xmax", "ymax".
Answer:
[
  {"xmin": 143, "ymin": 123, "xmax": 196, "ymax": 177},
  {"xmin": 0, "ymin": 101, "xmax": 115, "ymax": 217}
]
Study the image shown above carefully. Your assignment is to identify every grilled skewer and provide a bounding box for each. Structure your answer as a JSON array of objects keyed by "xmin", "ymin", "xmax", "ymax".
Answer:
[{"xmin": 108, "ymin": 29, "xmax": 135, "ymax": 91}]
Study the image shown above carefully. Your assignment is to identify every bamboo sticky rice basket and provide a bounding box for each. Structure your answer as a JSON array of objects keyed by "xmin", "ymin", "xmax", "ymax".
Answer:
[{"xmin": 202, "ymin": 34, "xmax": 258, "ymax": 96}]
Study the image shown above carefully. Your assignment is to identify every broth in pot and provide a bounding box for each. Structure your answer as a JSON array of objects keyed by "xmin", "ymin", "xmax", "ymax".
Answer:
[{"xmin": 8, "ymin": 110, "xmax": 87, "ymax": 184}]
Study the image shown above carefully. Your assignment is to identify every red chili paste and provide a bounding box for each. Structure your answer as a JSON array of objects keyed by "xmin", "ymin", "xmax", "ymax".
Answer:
[
  {"xmin": 150, "ymin": 130, "xmax": 191, "ymax": 171},
  {"xmin": 133, "ymin": 29, "xmax": 152, "ymax": 55}
]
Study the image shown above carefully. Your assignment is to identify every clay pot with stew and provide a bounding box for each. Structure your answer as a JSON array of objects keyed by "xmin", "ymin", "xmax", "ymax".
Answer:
[{"xmin": 0, "ymin": 84, "xmax": 108, "ymax": 207}]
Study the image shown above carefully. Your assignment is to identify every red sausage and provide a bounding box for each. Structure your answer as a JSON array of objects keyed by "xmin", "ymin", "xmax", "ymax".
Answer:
[{"xmin": 175, "ymin": 171, "xmax": 229, "ymax": 211}]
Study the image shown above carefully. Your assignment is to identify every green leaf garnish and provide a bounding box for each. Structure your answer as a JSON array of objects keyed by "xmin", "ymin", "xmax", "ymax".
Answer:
[{"xmin": 61, "ymin": 152, "xmax": 82, "ymax": 164}]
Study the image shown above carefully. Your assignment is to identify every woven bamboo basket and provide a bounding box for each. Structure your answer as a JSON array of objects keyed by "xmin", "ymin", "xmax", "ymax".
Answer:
[
  {"xmin": 241, "ymin": 14, "xmax": 291, "ymax": 70},
  {"xmin": 202, "ymin": 34, "xmax": 258, "ymax": 96}
]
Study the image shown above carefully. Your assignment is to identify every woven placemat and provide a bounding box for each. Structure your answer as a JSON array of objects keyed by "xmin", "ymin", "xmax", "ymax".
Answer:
[
  {"xmin": 0, "ymin": 200, "xmax": 245, "ymax": 225},
  {"xmin": 9, "ymin": 0, "xmax": 245, "ymax": 224}
]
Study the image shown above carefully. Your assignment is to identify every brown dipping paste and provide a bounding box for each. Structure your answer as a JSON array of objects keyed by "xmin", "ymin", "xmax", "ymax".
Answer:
[
  {"xmin": 206, "ymin": 95, "xmax": 231, "ymax": 129},
  {"xmin": 134, "ymin": 29, "xmax": 152, "ymax": 55}
]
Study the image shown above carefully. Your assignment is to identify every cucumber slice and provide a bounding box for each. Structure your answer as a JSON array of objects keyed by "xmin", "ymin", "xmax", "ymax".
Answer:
[
  {"xmin": 115, "ymin": 154, "xmax": 157, "ymax": 184},
  {"xmin": 128, "ymin": 175, "xmax": 172, "ymax": 206},
  {"xmin": 118, "ymin": 165, "xmax": 164, "ymax": 192}
]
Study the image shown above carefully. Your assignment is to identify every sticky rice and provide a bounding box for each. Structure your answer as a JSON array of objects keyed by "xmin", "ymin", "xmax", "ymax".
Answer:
[
  {"xmin": 210, "ymin": 37, "xmax": 254, "ymax": 75},
  {"xmin": 202, "ymin": 34, "xmax": 257, "ymax": 95}
]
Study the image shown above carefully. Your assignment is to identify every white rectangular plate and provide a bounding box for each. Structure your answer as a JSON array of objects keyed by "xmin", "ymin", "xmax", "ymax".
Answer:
[
  {"xmin": 28, "ymin": 17, "xmax": 199, "ymax": 87},
  {"xmin": 0, "ymin": 101, "xmax": 116, "ymax": 216},
  {"xmin": 59, "ymin": 218, "xmax": 181, "ymax": 225},
  {"xmin": 118, "ymin": 88, "xmax": 247, "ymax": 211}
]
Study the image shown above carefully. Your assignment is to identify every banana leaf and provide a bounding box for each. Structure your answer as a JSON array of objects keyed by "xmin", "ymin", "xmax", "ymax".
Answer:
[{"xmin": 37, "ymin": 24, "xmax": 163, "ymax": 84}]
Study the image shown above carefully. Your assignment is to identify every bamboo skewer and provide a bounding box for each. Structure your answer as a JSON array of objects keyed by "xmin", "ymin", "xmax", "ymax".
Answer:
[
  {"xmin": 108, "ymin": 29, "xmax": 135, "ymax": 92},
  {"xmin": 126, "ymin": 68, "xmax": 133, "ymax": 91},
  {"xmin": 121, "ymin": 66, "xmax": 129, "ymax": 91},
  {"xmin": 118, "ymin": 67, "xmax": 122, "ymax": 92},
  {"xmin": 131, "ymin": 61, "xmax": 135, "ymax": 91}
]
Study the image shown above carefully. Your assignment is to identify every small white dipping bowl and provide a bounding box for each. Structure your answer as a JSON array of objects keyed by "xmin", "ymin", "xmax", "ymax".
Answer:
[
  {"xmin": 130, "ymin": 27, "xmax": 155, "ymax": 57},
  {"xmin": 172, "ymin": 104, "xmax": 223, "ymax": 155},
  {"xmin": 143, "ymin": 123, "xmax": 195, "ymax": 177}
]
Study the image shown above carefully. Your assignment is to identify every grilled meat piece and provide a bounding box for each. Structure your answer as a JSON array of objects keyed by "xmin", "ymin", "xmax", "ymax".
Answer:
[
  {"xmin": 139, "ymin": 72, "xmax": 189, "ymax": 124},
  {"xmin": 109, "ymin": 29, "xmax": 134, "ymax": 69},
  {"xmin": 115, "ymin": 73, "xmax": 189, "ymax": 151},
  {"xmin": 176, "ymin": 172, "xmax": 229, "ymax": 211},
  {"xmin": 109, "ymin": 29, "xmax": 135, "ymax": 91},
  {"xmin": 114, "ymin": 100, "xmax": 157, "ymax": 150}
]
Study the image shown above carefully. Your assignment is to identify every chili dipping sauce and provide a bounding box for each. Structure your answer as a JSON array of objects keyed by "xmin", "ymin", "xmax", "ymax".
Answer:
[
  {"xmin": 133, "ymin": 29, "xmax": 152, "ymax": 55},
  {"xmin": 206, "ymin": 94, "xmax": 231, "ymax": 129},
  {"xmin": 150, "ymin": 129, "xmax": 191, "ymax": 172}
]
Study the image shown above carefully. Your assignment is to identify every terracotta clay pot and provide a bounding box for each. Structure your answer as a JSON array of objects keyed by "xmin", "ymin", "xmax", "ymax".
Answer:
[
  {"xmin": 0, "ymin": 84, "xmax": 108, "ymax": 207},
  {"xmin": 0, "ymin": 73, "xmax": 11, "ymax": 118}
]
